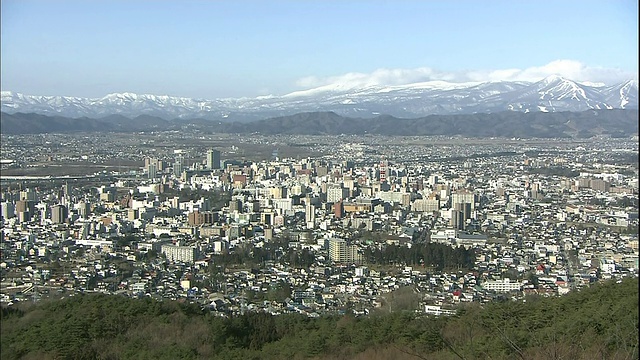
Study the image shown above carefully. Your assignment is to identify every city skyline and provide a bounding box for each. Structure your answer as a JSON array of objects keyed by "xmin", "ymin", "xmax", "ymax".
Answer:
[{"xmin": 1, "ymin": 0, "xmax": 638, "ymax": 99}]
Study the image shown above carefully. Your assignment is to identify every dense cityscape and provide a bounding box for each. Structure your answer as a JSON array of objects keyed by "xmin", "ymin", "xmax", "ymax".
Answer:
[
  {"xmin": 2, "ymin": 1, "xmax": 638, "ymax": 358},
  {"xmin": 1, "ymin": 131, "xmax": 638, "ymax": 317}
]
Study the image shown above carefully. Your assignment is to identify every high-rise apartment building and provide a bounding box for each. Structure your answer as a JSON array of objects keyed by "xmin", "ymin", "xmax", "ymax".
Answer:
[
  {"xmin": 161, "ymin": 244, "xmax": 198, "ymax": 264},
  {"xmin": 328, "ymin": 238, "xmax": 363, "ymax": 264},
  {"xmin": 306, "ymin": 203, "xmax": 315, "ymax": 228},
  {"xmin": 589, "ymin": 179, "xmax": 611, "ymax": 193},
  {"xmin": 329, "ymin": 238, "xmax": 347, "ymax": 263},
  {"xmin": 326, "ymin": 185, "xmax": 348, "ymax": 203},
  {"xmin": 379, "ymin": 158, "xmax": 388, "ymax": 183}
]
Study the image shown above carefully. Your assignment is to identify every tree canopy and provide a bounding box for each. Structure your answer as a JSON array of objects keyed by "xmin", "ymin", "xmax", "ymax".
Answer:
[{"xmin": 1, "ymin": 277, "xmax": 637, "ymax": 360}]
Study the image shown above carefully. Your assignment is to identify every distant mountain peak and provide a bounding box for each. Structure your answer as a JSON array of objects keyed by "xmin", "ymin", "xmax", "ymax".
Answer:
[
  {"xmin": 543, "ymin": 74, "xmax": 563, "ymax": 81},
  {"xmin": 539, "ymin": 74, "xmax": 573, "ymax": 85}
]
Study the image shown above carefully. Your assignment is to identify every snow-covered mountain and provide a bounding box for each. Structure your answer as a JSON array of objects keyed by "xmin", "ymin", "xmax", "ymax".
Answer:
[{"xmin": 2, "ymin": 76, "xmax": 637, "ymax": 120}]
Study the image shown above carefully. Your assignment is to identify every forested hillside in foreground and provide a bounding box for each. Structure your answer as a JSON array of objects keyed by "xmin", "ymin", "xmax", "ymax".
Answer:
[{"xmin": 1, "ymin": 278, "xmax": 638, "ymax": 360}]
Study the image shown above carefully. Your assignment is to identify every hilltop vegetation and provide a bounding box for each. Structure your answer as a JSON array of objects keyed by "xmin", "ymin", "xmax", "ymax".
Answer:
[{"xmin": 1, "ymin": 277, "xmax": 637, "ymax": 360}]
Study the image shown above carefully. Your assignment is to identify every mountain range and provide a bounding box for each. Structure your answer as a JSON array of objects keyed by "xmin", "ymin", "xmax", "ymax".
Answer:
[
  {"xmin": 1, "ymin": 76, "xmax": 637, "ymax": 121},
  {"xmin": 2, "ymin": 109, "xmax": 637, "ymax": 138}
]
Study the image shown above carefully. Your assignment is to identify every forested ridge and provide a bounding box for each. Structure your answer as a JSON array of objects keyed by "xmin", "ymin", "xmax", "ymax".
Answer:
[
  {"xmin": 2, "ymin": 109, "xmax": 637, "ymax": 138},
  {"xmin": 1, "ymin": 277, "xmax": 637, "ymax": 360}
]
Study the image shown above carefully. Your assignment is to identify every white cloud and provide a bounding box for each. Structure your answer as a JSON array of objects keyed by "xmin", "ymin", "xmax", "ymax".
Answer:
[
  {"xmin": 293, "ymin": 60, "xmax": 637, "ymax": 91},
  {"xmin": 294, "ymin": 67, "xmax": 455, "ymax": 89}
]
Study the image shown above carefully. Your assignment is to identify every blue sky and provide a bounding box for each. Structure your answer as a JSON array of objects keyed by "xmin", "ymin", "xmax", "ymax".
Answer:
[{"xmin": 1, "ymin": 0, "xmax": 637, "ymax": 98}]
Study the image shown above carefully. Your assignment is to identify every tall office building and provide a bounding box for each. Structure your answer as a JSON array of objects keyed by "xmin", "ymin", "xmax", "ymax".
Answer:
[
  {"xmin": 51, "ymin": 205, "xmax": 68, "ymax": 224},
  {"xmin": 229, "ymin": 199, "xmax": 242, "ymax": 213},
  {"xmin": 15, "ymin": 200, "xmax": 35, "ymax": 215},
  {"xmin": 455, "ymin": 202, "xmax": 472, "ymax": 222},
  {"xmin": 78, "ymin": 201, "xmax": 91, "ymax": 218},
  {"xmin": 148, "ymin": 163, "xmax": 157, "ymax": 179},
  {"xmin": 17, "ymin": 211, "xmax": 31, "ymax": 223},
  {"xmin": 19, "ymin": 188, "xmax": 37, "ymax": 202},
  {"xmin": 451, "ymin": 190, "xmax": 476, "ymax": 210},
  {"xmin": 450, "ymin": 209, "xmax": 465, "ymax": 230},
  {"xmin": 207, "ymin": 149, "xmax": 221, "ymax": 170},
  {"xmin": 173, "ymin": 155, "xmax": 184, "ymax": 176},
  {"xmin": 334, "ymin": 200, "xmax": 344, "ymax": 219},
  {"xmin": 1, "ymin": 202, "xmax": 15, "ymax": 220},
  {"xmin": 145, "ymin": 158, "xmax": 164, "ymax": 178},
  {"xmin": 270, "ymin": 186, "xmax": 287, "ymax": 199},
  {"xmin": 62, "ymin": 183, "xmax": 72, "ymax": 197}
]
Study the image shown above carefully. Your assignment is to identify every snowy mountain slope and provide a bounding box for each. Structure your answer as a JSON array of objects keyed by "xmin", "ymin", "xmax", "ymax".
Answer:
[
  {"xmin": 1, "ymin": 76, "xmax": 637, "ymax": 120},
  {"xmin": 497, "ymin": 76, "xmax": 618, "ymax": 112},
  {"xmin": 602, "ymin": 80, "xmax": 638, "ymax": 109}
]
